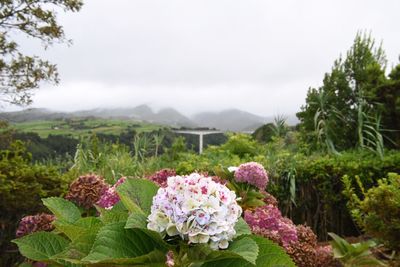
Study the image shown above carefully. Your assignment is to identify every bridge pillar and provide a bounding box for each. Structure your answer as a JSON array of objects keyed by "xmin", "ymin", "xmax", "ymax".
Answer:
[{"xmin": 199, "ymin": 133, "xmax": 204, "ymax": 154}]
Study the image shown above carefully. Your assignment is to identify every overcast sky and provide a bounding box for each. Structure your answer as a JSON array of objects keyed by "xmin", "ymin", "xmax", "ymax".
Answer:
[{"xmin": 8, "ymin": 0, "xmax": 400, "ymax": 117}]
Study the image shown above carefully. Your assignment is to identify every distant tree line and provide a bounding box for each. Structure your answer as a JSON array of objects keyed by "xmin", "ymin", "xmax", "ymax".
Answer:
[{"xmin": 0, "ymin": 126, "xmax": 228, "ymax": 162}]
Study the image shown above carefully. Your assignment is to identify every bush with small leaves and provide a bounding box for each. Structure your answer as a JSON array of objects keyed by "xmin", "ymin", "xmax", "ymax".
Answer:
[{"xmin": 343, "ymin": 172, "xmax": 400, "ymax": 251}]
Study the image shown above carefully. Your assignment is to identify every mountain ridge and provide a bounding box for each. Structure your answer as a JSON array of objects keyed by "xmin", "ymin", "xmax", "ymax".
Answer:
[{"xmin": 0, "ymin": 105, "xmax": 299, "ymax": 131}]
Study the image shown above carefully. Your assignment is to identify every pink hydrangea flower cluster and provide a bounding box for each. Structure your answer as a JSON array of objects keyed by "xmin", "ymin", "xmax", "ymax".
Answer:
[
  {"xmin": 244, "ymin": 204, "xmax": 298, "ymax": 247},
  {"xmin": 234, "ymin": 162, "xmax": 269, "ymax": 189},
  {"xmin": 147, "ymin": 169, "xmax": 177, "ymax": 187},
  {"xmin": 96, "ymin": 177, "xmax": 126, "ymax": 209}
]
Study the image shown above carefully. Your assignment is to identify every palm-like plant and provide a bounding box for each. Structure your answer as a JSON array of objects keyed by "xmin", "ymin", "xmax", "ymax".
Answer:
[{"xmin": 329, "ymin": 233, "xmax": 386, "ymax": 267}]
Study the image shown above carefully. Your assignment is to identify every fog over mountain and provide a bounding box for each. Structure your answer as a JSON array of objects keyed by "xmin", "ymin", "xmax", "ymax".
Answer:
[{"xmin": 0, "ymin": 105, "xmax": 299, "ymax": 131}]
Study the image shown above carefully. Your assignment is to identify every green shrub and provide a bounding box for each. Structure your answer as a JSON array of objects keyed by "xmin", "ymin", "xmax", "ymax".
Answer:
[
  {"xmin": 0, "ymin": 141, "xmax": 68, "ymax": 266},
  {"xmin": 286, "ymin": 150, "xmax": 400, "ymax": 240},
  {"xmin": 218, "ymin": 133, "xmax": 258, "ymax": 157},
  {"xmin": 157, "ymin": 136, "xmax": 400, "ymax": 241},
  {"xmin": 343, "ymin": 172, "xmax": 400, "ymax": 251}
]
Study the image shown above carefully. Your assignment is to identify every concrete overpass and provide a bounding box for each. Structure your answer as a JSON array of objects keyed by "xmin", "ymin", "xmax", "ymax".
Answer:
[{"xmin": 172, "ymin": 130, "xmax": 223, "ymax": 154}]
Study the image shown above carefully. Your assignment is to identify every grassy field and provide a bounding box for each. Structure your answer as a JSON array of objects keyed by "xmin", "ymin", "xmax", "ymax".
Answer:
[{"xmin": 9, "ymin": 118, "xmax": 164, "ymax": 138}]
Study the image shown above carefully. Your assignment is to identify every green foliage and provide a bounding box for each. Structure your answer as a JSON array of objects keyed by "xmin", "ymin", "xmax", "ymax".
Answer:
[
  {"xmin": 192, "ymin": 235, "xmax": 295, "ymax": 267},
  {"xmin": 329, "ymin": 232, "xmax": 386, "ymax": 267},
  {"xmin": 252, "ymin": 115, "xmax": 289, "ymax": 143},
  {"xmin": 0, "ymin": 141, "xmax": 69, "ymax": 265},
  {"xmin": 288, "ymin": 150, "xmax": 400, "ymax": 239},
  {"xmin": 297, "ymin": 32, "xmax": 398, "ymax": 153},
  {"xmin": 42, "ymin": 197, "xmax": 81, "ymax": 223},
  {"xmin": 0, "ymin": 0, "xmax": 83, "ymax": 105},
  {"xmin": 137, "ymin": 132, "xmax": 400, "ymax": 240},
  {"xmin": 116, "ymin": 178, "xmax": 159, "ymax": 215},
  {"xmin": 252, "ymin": 123, "xmax": 276, "ymax": 143},
  {"xmin": 0, "ymin": 141, "xmax": 67, "ymax": 213},
  {"xmin": 165, "ymin": 136, "xmax": 189, "ymax": 161},
  {"xmin": 233, "ymin": 218, "xmax": 252, "ymax": 237},
  {"xmin": 70, "ymin": 140, "xmax": 144, "ymax": 183},
  {"xmin": 80, "ymin": 223, "xmax": 168, "ymax": 265},
  {"xmin": 371, "ymin": 68, "xmax": 400, "ymax": 148},
  {"xmin": 219, "ymin": 134, "xmax": 258, "ymax": 158},
  {"xmin": 343, "ymin": 173, "xmax": 400, "ymax": 250},
  {"xmin": 13, "ymin": 174, "xmax": 295, "ymax": 267},
  {"xmin": 12, "ymin": 232, "xmax": 70, "ymax": 264}
]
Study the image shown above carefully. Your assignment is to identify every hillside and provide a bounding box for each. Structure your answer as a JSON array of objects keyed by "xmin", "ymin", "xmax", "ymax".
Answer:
[
  {"xmin": 8, "ymin": 118, "xmax": 163, "ymax": 138},
  {"xmin": 0, "ymin": 105, "xmax": 298, "ymax": 131},
  {"xmin": 192, "ymin": 109, "xmax": 267, "ymax": 132}
]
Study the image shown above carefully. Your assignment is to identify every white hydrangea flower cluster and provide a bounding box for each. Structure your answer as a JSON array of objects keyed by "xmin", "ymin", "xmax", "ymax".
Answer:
[{"xmin": 147, "ymin": 173, "xmax": 242, "ymax": 249}]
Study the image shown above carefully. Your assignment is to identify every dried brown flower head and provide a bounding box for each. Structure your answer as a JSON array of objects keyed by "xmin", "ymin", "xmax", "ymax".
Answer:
[
  {"xmin": 65, "ymin": 173, "xmax": 108, "ymax": 209},
  {"xmin": 16, "ymin": 213, "xmax": 55, "ymax": 237}
]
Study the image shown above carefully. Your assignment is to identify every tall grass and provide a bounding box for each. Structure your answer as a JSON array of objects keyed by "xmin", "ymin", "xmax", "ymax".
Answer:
[{"xmin": 71, "ymin": 138, "xmax": 147, "ymax": 183}]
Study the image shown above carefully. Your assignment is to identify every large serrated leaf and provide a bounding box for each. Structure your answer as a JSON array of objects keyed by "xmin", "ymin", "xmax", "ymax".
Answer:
[
  {"xmin": 42, "ymin": 197, "xmax": 81, "ymax": 223},
  {"xmin": 100, "ymin": 210, "xmax": 129, "ymax": 224},
  {"xmin": 133, "ymin": 228, "xmax": 173, "ymax": 251},
  {"xmin": 116, "ymin": 178, "xmax": 159, "ymax": 215},
  {"xmin": 52, "ymin": 219, "xmax": 103, "ymax": 264},
  {"xmin": 188, "ymin": 237, "xmax": 258, "ymax": 265},
  {"xmin": 12, "ymin": 232, "xmax": 69, "ymax": 262},
  {"xmin": 81, "ymin": 222, "xmax": 168, "ymax": 264},
  {"xmin": 54, "ymin": 217, "xmax": 103, "ymax": 241},
  {"xmin": 248, "ymin": 235, "xmax": 295, "ymax": 267},
  {"xmin": 228, "ymin": 237, "xmax": 259, "ymax": 265},
  {"xmin": 200, "ymin": 235, "xmax": 295, "ymax": 267},
  {"xmin": 125, "ymin": 212, "xmax": 148, "ymax": 229},
  {"xmin": 234, "ymin": 217, "xmax": 251, "ymax": 237}
]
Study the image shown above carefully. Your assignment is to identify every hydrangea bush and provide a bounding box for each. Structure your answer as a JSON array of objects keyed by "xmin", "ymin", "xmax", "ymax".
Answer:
[
  {"xmin": 244, "ymin": 204, "xmax": 298, "ymax": 247},
  {"xmin": 229, "ymin": 163, "xmax": 338, "ymax": 267},
  {"xmin": 216, "ymin": 162, "xmax": 270, "ymax": 210},
  {"xmin": 234, "ymin": 162, "xmax": 269, "ymax": 190},
  {"xmin": 96, "ymin": 177, "xmax": 126, "ymax": 209},
  {"xmin": 13, "ymin": 171, "xmax": 295, "ymax": 267}
]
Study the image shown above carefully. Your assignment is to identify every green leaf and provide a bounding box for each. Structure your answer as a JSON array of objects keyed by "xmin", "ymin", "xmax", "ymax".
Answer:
[
  {"xmin": 125, "ymin": 212, "xmax": 149, "ymax": 229},
  {"xmin": 43, "ymin": 197, "xmax": 81, "ymax": 223},
  {"xmin": 228, "ymin": 237, "xmax": 259, "ymax": 265},
  {"xmin": 328, "ymin": 232, "xmax": 351, "ymax": 258},
  {"xmin": 12, "ymin": 232, "xmax": 69, "ymax": 262},
  {"xmin": 187, "ymin": 243, "xmax": 245, "ymax": 264},
  {"xmin": 350, "ymin": 256, "xmax": 387, "ymax": 266},
  {"xmin": 244, "ymin": 198, "xmax": 266, "ymax": 208},
  {"xmin": 110, "ymin": 200, "xmax": 128, "ymax": 212},
  {"xmin": 201, "ymin": 235, "xmax": 295, "ymax": 267},
  {"xmin": 52, "ymin": 219, "xmax": 103, "ymax": 264},
  {"xmin": 234, "ymin": 217, "xmax": 251, "ymax": 237},
  {"xmin": 246, "ymin": 190, "xmax": 266, "ymax": 199},
  {"xmin": 116, "ymin": 178, "xmax": 159, "ymax": 215},
  {"xmin": 133, "ymin": 228, "xmax": 173, "ymax": 251},
  {"xmin": 54, "ymin": 217, "xmax": 103, "ymax": 241},
  {"xmin": 100, "ymin": 210, "xmax": 129, "ymax": 224},
  {"xmin": 82, "ymin": 222, "xmax": 168, "ymax": 264}
]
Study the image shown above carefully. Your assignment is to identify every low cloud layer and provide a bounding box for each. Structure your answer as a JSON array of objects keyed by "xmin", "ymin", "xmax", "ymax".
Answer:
[{"xmin": 7, "ymin": 0, "xmax": 400, "ymax": 116}]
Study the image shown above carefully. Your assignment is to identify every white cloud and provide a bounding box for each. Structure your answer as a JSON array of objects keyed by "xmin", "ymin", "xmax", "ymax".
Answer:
[{"xmin": 6, "ymin": 0, "xmax": 400, "ymax": 116}]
